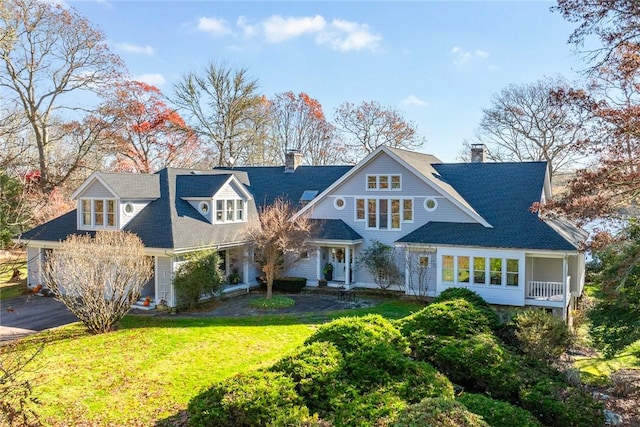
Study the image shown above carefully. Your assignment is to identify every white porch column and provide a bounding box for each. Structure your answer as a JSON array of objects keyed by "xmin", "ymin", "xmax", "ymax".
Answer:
[
  {"xmin": 316, "ymin": 247, "xmax": 322, "ymax": 281},
  {"xmin": 243, "ymin": 248, "xmax": 250, "ymax": 289},
  {"xmin": 562, "ymin": 255, "xmax": 568, "ymax": 320},
  {"xmin": 405, "ymin": 249, "xmax": 410, "ymax": 293},
  {"xmin": 345, "ymin": 245, "xmax": 351, "ymax": 285}
]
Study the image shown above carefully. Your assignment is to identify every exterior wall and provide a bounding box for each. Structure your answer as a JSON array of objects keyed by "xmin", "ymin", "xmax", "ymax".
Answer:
[
  {"xmin": 79, "ymin": 180, "xmax": 115, "ymax": 198},
  {"xmin": 569, "ymin": 253, "xmax": 586, "ymax": 295},
  {"xmin": 157, "ymin": 256, "xmax": 174, "ymax": 306},
  {"xmin": 26, "ymin": 246, "xmax": 42, "ymax": 287},
  {"xmin": 405, "ymin": 249, "xmax": 438, "ymax": 297},
  {"xmin": 286, "ymin": 251, "xmax": 321, "ymax": 284},
  {"xmin": 436, "ymin": 246, "xmax": 526, "ymax": 306},
  {"xmin": 526, "ymin": 257, "xmax": 563, "ymax": 283},
  {"xmin": 119, "ymin": 201, "xmax": 151, "ymax": 228}
]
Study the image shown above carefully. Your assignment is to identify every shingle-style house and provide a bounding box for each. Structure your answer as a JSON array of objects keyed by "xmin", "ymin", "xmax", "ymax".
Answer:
[{"xmin": 19, "ymin": 145, "xmax": 587, "ymax": 318}]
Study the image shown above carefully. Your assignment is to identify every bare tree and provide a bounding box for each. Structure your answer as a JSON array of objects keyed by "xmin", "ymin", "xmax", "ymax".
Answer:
[
  {"xmin": 249, "ymin": 199, "xmax": 312, "ymax": 299},
  {"xmin": 465, "ymin": 77, "xmax": 590, "ymax": 183},
  {"xmin": 356, "ymin": 240, "xmax": 403, "ymax": 292},
  {"xmin": 0, "ymin": 0, "xmax": 124, "ymax": 193},
  {"xmin": 172, "ymin": 63, "xmax": 268, "ymax": 167},
  {"xmin": 405, "ymin": 250, "xmax": 435, "ymax": 299},
  {"xmin": 268, "ymin": 91, "xmax": 345, "ymax": 165},
  {"xmin": 333, "ymin": 100, "xmax": 425, "ymax": 162},
  {"xmin": 0, "ymin": 344, "xmax": 43, "ymax": 427},
  {"xmin": 44, "ymin": 231, "xmax": 153, "ymax": 334}
]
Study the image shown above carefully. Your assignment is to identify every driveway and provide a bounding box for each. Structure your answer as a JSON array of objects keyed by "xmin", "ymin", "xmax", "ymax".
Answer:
[{"xmin": 0, "ymin": 295, "xmax": 78, "ymax": 343}]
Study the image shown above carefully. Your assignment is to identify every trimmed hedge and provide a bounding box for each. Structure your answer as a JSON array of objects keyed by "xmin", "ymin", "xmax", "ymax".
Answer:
[
  {"xmin": 267, "ymin": 277, "xmax": 307, "ymax": 293},
  {"xmin": 389, "ymin": 398, "xmax": 489, "ymax": 427},
  {"xmin": 457, "ymin": 393, "xmax": 541, "ymax": 427},
  {"xmin": 187, "ymin": 371, "xmax": 306, "ymax": 426},
  {"xmin": 331, "ymin": 389, "xmax": 407, "ymax": 427},
  {"xmin": 431, "ymin": 288, "xmax": 500, "ymax": 328}
]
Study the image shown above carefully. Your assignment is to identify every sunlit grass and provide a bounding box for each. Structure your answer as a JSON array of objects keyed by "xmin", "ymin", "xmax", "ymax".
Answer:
[
  {"xmin": 574, "ymin": 340, "xmax": 640, "ymax": 386},
  {"xmin": 249, "ymin": 295, "xmax": 295, "ymax": 309},
  {"xmin": 3, "ymin": 299, "xmax": 422, "ymax": 425}
]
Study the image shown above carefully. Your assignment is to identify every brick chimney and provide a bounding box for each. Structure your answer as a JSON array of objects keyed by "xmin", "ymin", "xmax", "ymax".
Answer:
[
  {"xmin": 470, "ymin": 144, "xmax": 486, "ymax": 163},
  {"xmin": 285, "ymin": 149, "xmax": 302, "ymax": 173}
]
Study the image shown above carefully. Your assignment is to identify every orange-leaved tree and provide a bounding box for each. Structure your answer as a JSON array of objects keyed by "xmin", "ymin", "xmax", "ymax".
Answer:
[{"xmin": 249, "ymin": 199, "xmax": 313, "ymax": 299}]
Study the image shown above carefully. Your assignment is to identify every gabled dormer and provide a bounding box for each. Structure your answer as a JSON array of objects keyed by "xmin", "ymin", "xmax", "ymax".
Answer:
[
  {"xmin": 177, "ymin": 173, "xmax": 253, "ymax": 225},
  {"xmin": 71, "ymin": 172, "xmax": 160, "ymax": 231}
]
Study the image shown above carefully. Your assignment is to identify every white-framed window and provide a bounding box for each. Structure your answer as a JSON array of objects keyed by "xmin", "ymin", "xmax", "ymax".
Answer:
[
  {"xmin": 334, "ymin": 197, "xmax": 346, "ymax": 210},
  {"xmin": 124, "ymin": 203, "xmax": 134, "ymax": 216},
  {"xmin": 440, "ymin": 253, "xmax": 521, "ymax": 288},
  {"xmin": 424, "ymin": 197, "xmax": 438, "ymax": 212},
  {"xmin": 80, "ymin": 198, "xmax": 116, "ymax": 228},
  {"xmin": 199, "ymin": 201, "xmax": 210, "ymax": 215},
  {"xmin": 214, "ymin": 198, "xmax": 247, "ymax": 224},
  {"xmin": 357, "ymin": 198, "xmax": 413, "ymax": 230},
  {"xmin": 366, "ymin": 174, "xmax": 401, "ymax": 191}
]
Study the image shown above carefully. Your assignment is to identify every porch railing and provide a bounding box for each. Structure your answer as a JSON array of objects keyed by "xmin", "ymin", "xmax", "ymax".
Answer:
[{"xmin": 525, "ymin": 279, "xmax": 568, "ymax": 301}]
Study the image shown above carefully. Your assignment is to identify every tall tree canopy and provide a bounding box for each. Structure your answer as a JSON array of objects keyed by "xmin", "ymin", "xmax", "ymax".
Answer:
[
  {"xmin": 97, "ymin": 81, "xmax": 203, "ymax": 173},
  {"xmin": 268, "ymin": 91, "xmax": 344, "ymax": 166},
  {"xmin": 172, "ymin": 63, "xmax": 268, "ymax": 167},
  {"xmin": 333, "ymin": 101, "xmax": 425, "ymax": 162},
  {"xmin": 0, "ymin": 0, "xmax": 124, "ymax": 192},
  {"xmin": 467, "ymin": 77, "xmax": 589, "ymax": 183}
]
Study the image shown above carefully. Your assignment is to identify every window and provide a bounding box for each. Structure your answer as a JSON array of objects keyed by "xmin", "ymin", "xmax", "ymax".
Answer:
[
  {"xmin": 366, "ymin": 174, "xmax": 401, "ymax": 191},
  {"xmin": 236, "ymin": 200, "xmax": 244, "ymax": 221},
  {"xmin": 213, "ymin": 199, "xmax": 246, "ymax": 223},
  {"xmin": 458, "ymin": 256, "xmax": 470, "ymax": 283},
  {"xmin": 356, "ymin": 198, "xmax": 365, "ymax": 220},
  {"xmin": 334, "ymin": 197, "xmax": 345, "ymax": 210},
  {"xmin": 199, "ymin": 201, "xmax": 210, "ymax": 214},
  {"xmin": 226, "ymin": 200, "xmax": 235, "ymax": 221},
  {"xmin": 419, "ymin": 256, "xmax": 429, "ymax": 267},
  {"xmin": 379, "ymin": 199, "xmax": 388, "ymax": 229},
  {"xmin": 424, "ymin": 197, "xmax": 437, "ymax": 212},
  {"xmin": 368, "ymin": 199, "xmax": 377, "ymax": 228},
  {"xmin": 473, "ymin": 257, "xmax": 486, "ymax": 284},
  {"xmin": 124, "ymin": 203, "xmax": 134, "ymax": 216},
  {"xmin": 80, "ymin": 198, "xmax": 116, "ymax": 228},
  {"xmin": 216, "ymin": 200, "xmax": 224, "ymax": 221},
  {"xmin": 442, "ymin": 255, "xmax": 454, "ymax": 282},
  {"xmin": 391, "ymin": 199, "xmax": 401, "ymax": 229},
  {"xmin": 490, "ymin": 258, "xmax": 502, "ymax": 285},
  {"xmin": 403, "ymin": 199, "xmax": 413, "ymax": 221},
  {"xmin": 506, "ymin": 259, "xmax": 519, "ymax": 286}
]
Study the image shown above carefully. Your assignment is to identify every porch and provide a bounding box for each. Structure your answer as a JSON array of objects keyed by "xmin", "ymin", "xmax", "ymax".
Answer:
[
  {"xmin": 524, "ymin": 252, "xmax": 584, "ymax": 314},
  {"xmin": 525, "ymin": 277, "xmax": 570, "ymax": 307}
]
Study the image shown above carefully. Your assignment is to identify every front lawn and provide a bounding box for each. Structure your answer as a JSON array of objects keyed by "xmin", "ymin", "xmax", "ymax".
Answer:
[{"xmin": 3, "ymin": 300, "xmax": 421, "ymax": 425}]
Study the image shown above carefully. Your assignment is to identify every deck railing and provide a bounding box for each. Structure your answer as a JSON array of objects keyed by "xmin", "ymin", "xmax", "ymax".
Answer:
[{"xmin": 526, "ymin": 279, "xmax": 569, "ymax": 301}]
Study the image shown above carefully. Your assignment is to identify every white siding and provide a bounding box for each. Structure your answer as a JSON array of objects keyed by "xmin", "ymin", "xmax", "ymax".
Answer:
[
  {"xmin": 216, "ymin": 181, "xmax": 242, "ymax": 199},
  {"xmin": 526, "ymin": 257, "xmax": 563, "ymax": 282},
  {"xmin": 157, "ymin": 256, "xmax": 174, "ymax": 306},
  {"xmin": 187, "ymin": 200, "xmax": 213, "ymax": 223},
  {"xmin": 286, "ymin": 255, "xmax": 320, "ymax": 283},
  {"xmin": 79, "ymin": 181, "xmax": 115, "ymax": 198},
  {"xmin": 120, "ymin": 201, "xmax": 151, "ymax": 228},
  {"xmin": 26, "ymin": 247, "xmax": 42, "ymax": 287}
]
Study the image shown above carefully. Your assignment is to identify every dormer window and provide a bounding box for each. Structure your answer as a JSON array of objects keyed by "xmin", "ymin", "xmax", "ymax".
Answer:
[
  {"xmin": 214, "ymin": 198, "xmax": 246, "ymax": 224},
  {"xmin": 80, "ymin": 198, "xmax": 116, "ymax": 228}
]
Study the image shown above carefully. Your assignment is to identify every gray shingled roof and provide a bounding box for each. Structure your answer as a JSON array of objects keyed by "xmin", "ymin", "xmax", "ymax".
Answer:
[
  {"xmin": 97, "ymin": 173, "xmax": 160, "ymax": 199},
  {"xmin": 176, "ymin": 174, "xmax": 232, "ymax": 198},
  {"xmin": 397, "ymin": 161, "xmax": 582, "ymax": 251},
  {"xmin": 216, "ymin": 165, "xmax": 352, "ymax": 209},
  {"xmin": 309, "ymin": 219, "xmax": 363, "ymax": 242}
]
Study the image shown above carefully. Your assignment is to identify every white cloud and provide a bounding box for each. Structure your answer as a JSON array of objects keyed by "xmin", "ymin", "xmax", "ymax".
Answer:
[
  {"xmin": 451, "ymin": 46, "xmax": 490, "ymax": 65},
  {"xmin": 115, "ymin": 43, "xmax": 154, "ymax": 56},
  {"xmin": 237, "ymin": 16, "xmax": 258, "ymax": 38},
  {"xmin": 197, "ymin": 16, "xmax": 232, "ymax": 36},
  {"xmin": 316, "ymin": 19, "xmax": 381, "ymax": 52},
  {"xmin": 402, "ymin": 95, "xmax": 429, "ymax": 108},
  {"xmin": 133, "ymin": 73, "xmax": 166, "ymax": 86},
  {"xmin": 262, "ymin": 15, "xmax": 326, "ymax": 43}
]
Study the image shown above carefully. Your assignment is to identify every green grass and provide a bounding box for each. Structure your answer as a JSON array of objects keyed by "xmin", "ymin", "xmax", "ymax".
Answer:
[
  {"xmin": 249, "ymin": 295, "xmax": 295, "ymax": 309},
  {"xmin": 1, "ymin": 257, "xmax": 28, "ymax": 301},
  {"xmin": 574, "ymin": 340, "xmax": 640, "ymax": 386},
  {"xmin": 3, "ymin": 299, "xmax": 423, "ymax": 425}
]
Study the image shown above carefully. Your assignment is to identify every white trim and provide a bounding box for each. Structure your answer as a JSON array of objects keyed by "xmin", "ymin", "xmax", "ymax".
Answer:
[
  {"xmin": 334, "ymin": 197, "xmax": 346, "ymax": 210},
  {"xmin": 123, "ymin": 203, "xmax": 134, "ymax": 216},
  {"xmin": 424, "ymin": 197, "xmax": 438, "ymax": 212},
  {"xmin": 198, "ymin": 201, "xmax": 211, "ymax": 215},
  {"xmin": 211, "ymin": 175, "xmax": 254, "ymax": 201},
  {"xmin": 78, "ymin": 197, "xmax": 118, "ymax": 230},
  {"xmin": 70, "ymin": 173, "xmax": 119, "ymax": 200}
]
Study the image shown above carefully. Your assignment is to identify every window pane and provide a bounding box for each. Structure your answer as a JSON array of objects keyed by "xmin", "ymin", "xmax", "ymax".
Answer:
[
  {"xmin": 367, "ymin": 176, "xmax": 377, "ymax": 189},
  {"xmin": 94, "ymin": 200, "xmax": 104, "ymax": 226},
  {"xmin": 226, "ymin": 200, "xmax": 234, "ymax": 221},
  {"xmin": 367, "ymin": 199, "xmax": 377, "ymax": 228},
  {"xmin": 506, "ymin": 259, "xmax": 519, "ymax": 286},
  {"xmin": 419, "ymin": 256, "xmax": 429, "ymax": 267},
  {"xmin": 356, "ymin": 198, "xmax": 365, "ymax": 220},
  {"xmin": 391, "ymin": 199, "xmax": 400, "ymax": 229},
  {"xmin": 490, "ymin": 258, "xmax": 502, "ymax": 285},
  {"xmin": 106, "ymin": 200, "xmax": 115, "ymax": 226},
  {"xmin": 82, "ymin": 200, "xmax": 91, "ymax": 225},
  {"xmin": 473, "ymin": 257, "xmax": 486, "ymax": 284},
  {"xmin": 458, "ymin": 256, "xmax": 470, "ymax": 283},
  {"xmin": 379, "ymin": 199, "xmax": 388, "ymax": 229},
  {"xmin": 379, "ymin": 175, "xmax": 389, "ymax": 189},
  {"xmin": 216, "ymin": 200, "xmax": 224, "ymax": 221},
  {"xmin": 236, "ymin": 200, "xmax": 244, "ymax": 221},
  {"xmin": 391, "ymin": 175, "xmax": 401, "ymax": 189},
  {"xmin": 442, "ymin": 255, "xmax": 454, "ymax": 282},
  {"xmin": 403, "ymin": 199, "xmax": 413, "ymax": 221}
]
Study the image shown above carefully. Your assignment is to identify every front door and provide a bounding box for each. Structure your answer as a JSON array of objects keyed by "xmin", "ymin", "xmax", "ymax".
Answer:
[{"xmin": 332, "ymin": 248, "xmax": 346, "ymax": 281}]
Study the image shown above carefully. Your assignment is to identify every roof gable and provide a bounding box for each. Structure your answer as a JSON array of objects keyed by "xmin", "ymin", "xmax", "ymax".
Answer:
[{"xmin": 71, "ymin": 172, "xmax": 160, "ymax": 200}]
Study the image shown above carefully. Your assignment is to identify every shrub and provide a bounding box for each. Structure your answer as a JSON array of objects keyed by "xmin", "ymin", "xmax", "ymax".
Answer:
[
  {"xmin": 387, "ymin": 360, "xmax": 455, "ymax": 403},
  {"xmin": 457, "ymin": 393, "xmax": 541, "ymax": 427},
  {"xmin": 174, "ymin": 249, "xmax": 224, "ymax": 310},
  {"xmin": 427, "ymin": 333, "xmax": 522, "ymax": 401},
  {"xmin": 432, "ymin": 288, "xmax": 496, "ymax": 313},
  {"xmin": 261, "ymin": 277, "xmax": 307, "ymax": 293},
  {"xmin": 331, "ymin": 389, "xmax": 407, "ymax": 427},
  {"xmin": 388, "ymin": 397, "xmax": 489, "ymax": 427},
  {"xmin": 271, "ymin": 342, "xmax": 345, "ymax": 415},
  {"xmin": 187, "ymin": 371, "xmax": 305, "ymax": 427},
  {"xmin": 513, "ymin": 309, "xmax": 573, "ymax": 361},
  {"xmin": 520, "ymin": 379, "xmax": 604, "ymax": 427}
]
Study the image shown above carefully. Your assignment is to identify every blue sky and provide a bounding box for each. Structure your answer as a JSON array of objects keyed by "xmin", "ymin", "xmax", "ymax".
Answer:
[{"xmin": 68, "ymin": 0, "xmax": 585, "ymax": 162}]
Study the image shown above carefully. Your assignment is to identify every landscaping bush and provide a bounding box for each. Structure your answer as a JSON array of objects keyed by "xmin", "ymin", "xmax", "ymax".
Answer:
[
  {"xmin": 187, "ymin": 370, "xmax": 306, "ymax": 427},
  {"xmin": 174, "ymin": 250, "xmax": 224, "ymax": 310},
  {"xmin": 331, "ymin": 389, "xmax": 407, "ymax": 427},
  {"xmin": 432, "ymin": 288, "xmax": 499, "ymax": 327},
  {"xmin": 271, "ymin": 342, "xmax": 345, "ymax": 415},
  {"xmin": 512, "ymin": 309, "xmax": 573, "ymax": 361},
  {"xmin": 457, "ymin": 393, "xmax": 541, "ymax": 427},
  {"xmin": 387, "ymin": 360, "xmax": 455, "ymax": 403},
  {"xmin": 519, "ymin": 379, "xmax": 604, "ymax": 427},
  {"xmin": 388, "ymin": 397, "xmax": 489, "ymax": 427},
  {"xmin": 260, "ymin": 277, "xmax": 307, "ymax": 293}
]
